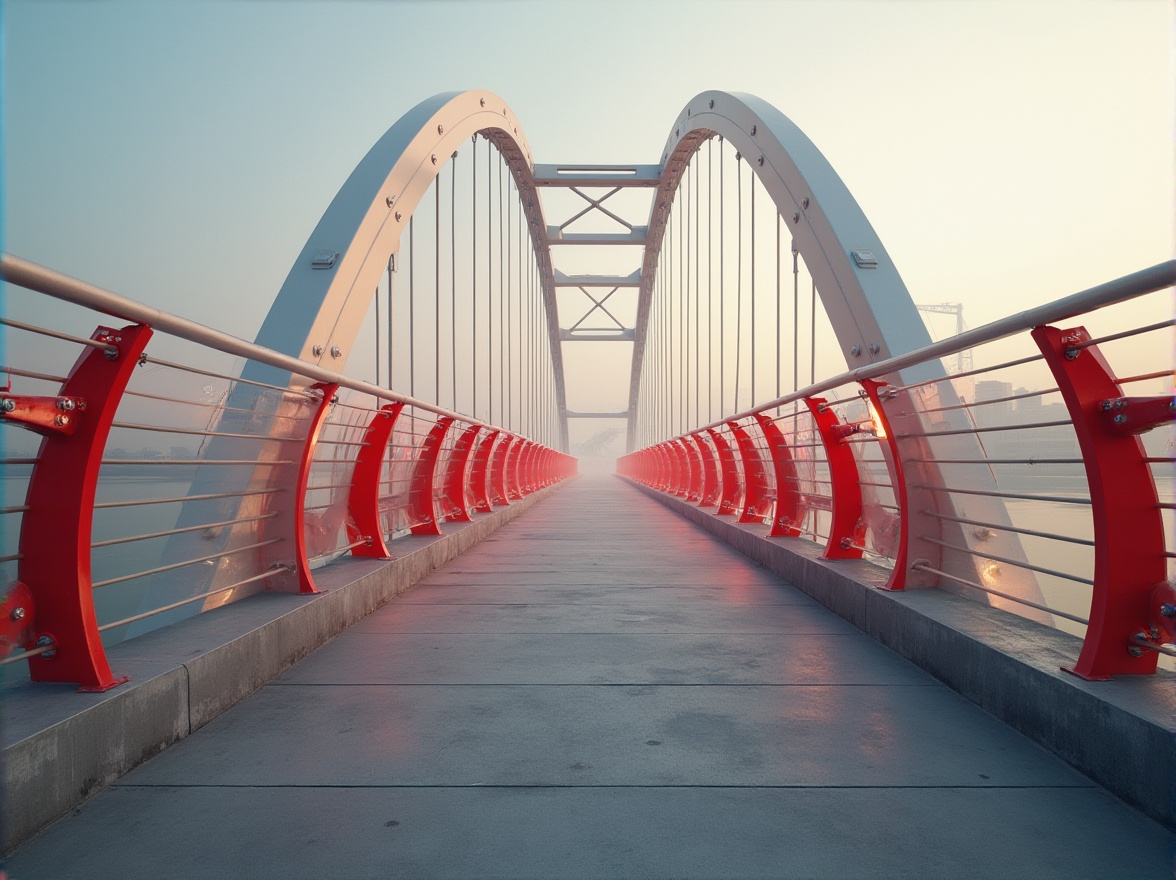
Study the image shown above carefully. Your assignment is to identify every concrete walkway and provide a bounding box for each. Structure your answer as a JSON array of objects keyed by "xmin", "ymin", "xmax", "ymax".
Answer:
[{"xmin": 8, "ymin": 476, "xmax": 1171, "ymax": 878}]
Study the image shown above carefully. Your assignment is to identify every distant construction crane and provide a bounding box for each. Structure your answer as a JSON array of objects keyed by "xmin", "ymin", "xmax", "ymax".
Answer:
[{"xmin": 916, "ymin": 302, "xmax": 973, "ymax": 374}]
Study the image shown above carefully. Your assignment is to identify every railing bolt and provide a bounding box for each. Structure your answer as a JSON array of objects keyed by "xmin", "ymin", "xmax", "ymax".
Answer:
[
  {"xmin": 330, "ymin": 346, "xmax": 342, "ymax": 359},
  {"xmin": 869, "ymin": 343, "xmax": 880, "ymax": 354},
  {"xmin": 54, "ymin": 415, "xmax": 69, "ymax": 427},
  {"xmin": 395, "ymin": 211, "xmax": 402, "ymax": 222},
  {"xmin": 1112, "ymin": 414, "xmax": 1127, "ymax": 425},
  {"xmin": 0, "ymin": 399, "xmax": 14, "ymax": 413},
  {"xmin": 35, "ymin": 634, "xmax": 56, "ymax": 659},
  {"xmin": 1063, "ymin": 345, "xmax": 1080, "ymax": 360},
  {"xmin": 850, "ymin": 345, "xmax": 862, "ymax": 357},
  {"xmin": 792, "ymin": 212, "xmax": 800, "ymax": 224},
  {"xmin": 56, "ymin": 397, "xmax": 76, "ymax": 411},
  {"xmin": 312, "ymin": 344, "xmax": 324, "ymax": 357},
  {"xmin": 801, "ymin": 197, "xmax": 809, "ymax": 209},
  {"xmin": 1160, "ymin": 604, "xmax": 1176, "ymax": 618},
  {"xmin": 10, "ymin": 606, "xmax": 25, "ymax": 621}
]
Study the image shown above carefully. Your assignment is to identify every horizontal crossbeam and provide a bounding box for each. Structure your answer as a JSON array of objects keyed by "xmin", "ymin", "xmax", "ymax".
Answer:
[
  {"xmin": 565, "ymin": 411, "xmax": 629, "ymax": 419},
  {"xmin": 532, "ymin": 164, "xmax": 661, "ymax": 188},
  {"xmin": 553, "ymin": 270, "xmax": 642, "ymax": 287},
  {"xmin": 560, "ymin": 329, "xmax": 635, "ymax": 341},
  {"xmin": 547, "ymin": 227, "xmax": 648, "ymax": 246}
]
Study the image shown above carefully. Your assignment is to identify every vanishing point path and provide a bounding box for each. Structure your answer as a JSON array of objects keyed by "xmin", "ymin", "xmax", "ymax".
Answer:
[{"xmin": 9, "ymin": 476, "xmax": 1169, "ymax": 878}]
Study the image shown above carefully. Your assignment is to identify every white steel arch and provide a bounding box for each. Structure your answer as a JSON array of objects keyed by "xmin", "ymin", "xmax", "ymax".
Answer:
[
  {"xmin": 628, "ymin": 90, "xmax": 936, "ymax": 447},
  {"xmin": 246, "ymin": 90, "xmax": 570, "ymax": 449},
  {"xmin": 627, "ymin": 91, "xmax": 1048, "ymax": 616}
]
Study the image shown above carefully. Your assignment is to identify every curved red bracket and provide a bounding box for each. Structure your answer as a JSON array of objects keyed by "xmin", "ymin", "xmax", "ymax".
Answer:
[
  {"xmin": 861, "ymin": 380, "xmax": 907, "ymax": 590},
  {"xmin": 469, "ymin": 429, "xmax": 500, "ymax": 512},
  {"xmin": 693, "ymin": 434, "xmax": 721, "ymax": 508},
  {"xmin": 805, "ymin": 396, "xmax": 865, "ymax": 560},
  {"xmin": 505, "ymin": 437, "xmax": 526, "ymax": 500},
  {"xmin": 1034, "ymin": 324, "xmax": 1167, "ymax": 679},
  {"xmin": 346, "ymin": 402, "xmax": 404, "ymax": 558},
  {"xmin": 488, "ymin": 434, "xmax": 513, "ymax": 506},
  {"xmin": 682, "ymin": 437, "xmax": 704, "ymax": 502},
  {"xmin": 18, "ymin": 323, "xmax": 151, "ymax": 691},
  {"xmin": 669, "ymin": 440, "xmax": 690, "ymax": 497},
  {"xmin": 409, "ymin": 416, "xmax": 453, "ymax": 535},
  {"xmin": 289, "ymin": 383, "xmax": 341, "ymax": 593},
  {"xmin": 707, "ymin": 428, "xmax": 741, "ymax": 516},
  {"xmin": 730, "ymin": 422, "xmax": 771, "ymax": 523},
  {"xmin": 755, "ymin": 413, "xmax": 803, "ymax": 537},
  {"xmin": 442, "ymin": 423, "xmax": 482, "ymax": 522}
]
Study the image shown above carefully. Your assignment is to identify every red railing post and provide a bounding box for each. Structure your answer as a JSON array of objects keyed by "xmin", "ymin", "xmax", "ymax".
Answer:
[
  {"xmin": 730, "ymin": 421, "xmax": 771, "ymax": 523},
  {"xmin": 505, "ymin": 437, "xmax": 526, "ymax": 500},
  {"xmin": 287, "ymin": 383, "xmax": 341, "ymax": 593},
  {"xmin": 683, "ymin": 435, "xmax": 704, "ymax": 502},
  {"xmin": 860, "ymin": 379, "xmax": 913, "ymax": 590},
  {"xmin": 707, "ymin": 428, "xmax": 741, "ymax": 516},
  {"xmin": 693, "ymin": 434, "xmax": 721, "ymax": 508},
  {"xmin": 442, "ymin": 423, "xmax": 482, "ymax": 522},
  {"xmin": 488, "ymin": 434, "xmax": 513, "ymax": 506},
  {"xmin": 13, "ymin": 323, "xmax": 151, "ymax": 691},
  {"xmin": 755, "ymin": 413, "xmax": 803, "ymax": 537},
  {"xmin": 1034, "ymin": 324, "xmax": 1172, "ymax": 679},
  {"xmin": 408, "ymin": 416, "xmax": 453, "ymax": 536},
  {"xmin": 469, "ymin": 429, "xmax": 500, "ymax": 512},
  {"xmin": 804, "ymin": 396, "xmax": 865, "ymax": 560},
  {"xmin": 345, "ymin": 402, "xmax": 404, "ymax": 558},
  {"xmin": 669, "ymin": 440, "xmax": 690, "ymax": 497}
]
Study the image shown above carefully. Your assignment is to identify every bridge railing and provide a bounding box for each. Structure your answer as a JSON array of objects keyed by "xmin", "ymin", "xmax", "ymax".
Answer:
[
  {"xmin": 0, "ymin": 254, "xmax": 576, "ymax": 692},
  {"xmin": 621, "ymin": 261, "xmax": 1175, "ymax": 681}
]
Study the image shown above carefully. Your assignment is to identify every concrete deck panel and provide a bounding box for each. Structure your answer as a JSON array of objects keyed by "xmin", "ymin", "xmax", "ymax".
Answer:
[{"xmin": 7, "ymin": 475, "xmax": 1172, "ymax": 878}]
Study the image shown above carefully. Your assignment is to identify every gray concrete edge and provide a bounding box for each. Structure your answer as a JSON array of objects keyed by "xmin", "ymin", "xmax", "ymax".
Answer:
[
  {"xmin": 623, "ymin": 477, "xmax": 1176, "ymax": 830},
  {"xmin": 1, "ymin": 482, "xmax": 568, "ymax": 853}
]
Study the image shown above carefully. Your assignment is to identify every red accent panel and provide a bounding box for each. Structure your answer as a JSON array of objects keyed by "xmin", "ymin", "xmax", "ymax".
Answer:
[
  {"xmin": 346, "ymin": 403, "xmax": 403, "ymax": 559},
  {"xmin": 805, "ymin": 396, "xmax": 864, "ymax": 560},
  {"xmin": 469, "ymin": 430, "xmax": 500, "ymax": 512},
  {"xmin": 861, "ymin": 380, "xmax": 907, "ymax": 590},
  {"xmin": 755, "ymin": 413, "xmax": 803, "ymax": 538},
  {"xmin": 409, "ymin": 417, "xmax": 453, "ymax": 536},
  {"xmin": 0, "ymin": 395, "xmax": 83, "ymax": 436},
  {"xmin": 19, "ymin": 323, "xmax": 151, "ymax": 691},
  {"xmin": 442, "ymin": 423, "xmax": 482, "ymax": 522},
  {"xmin": 1034, "ymin": 325, "xmax": 1166, "ymax": 679},
  {"xmin": 669, "ymin": 441, "xmax": 688, "ymax": 497},
  {"xmin": 707, "ymin": 429, "xmax": 740, "ymax": 516}
]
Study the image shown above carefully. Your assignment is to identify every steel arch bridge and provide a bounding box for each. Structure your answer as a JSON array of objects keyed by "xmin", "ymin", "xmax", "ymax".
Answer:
[{"xmin": 253, "ymin": 89, "xmax": 933, "ymax": 454}]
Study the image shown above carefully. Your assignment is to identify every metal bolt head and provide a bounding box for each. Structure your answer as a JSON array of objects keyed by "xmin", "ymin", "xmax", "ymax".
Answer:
[
  {"xmin": 11, "ymin": 607, "xmax": 25, "ymax": 621},
  {"xmin": 869, "ymin": 343, "xmax": 880, "ymax": 355},
  {"xmin": 53, "ymin": 415, "xmax": 68, "ymax": 427},
  {"xmin": 0, "ymin": 398, "xmax": 14, "ymax": 413},
  {"xmin": 330, "ymin": 346, "xmax": 342, "ymax": 359},
  {"xmin": 801, "ymin": 197, "xmax": 810, "ymax": 209},
  {"xmin": 850, "ymin": 345, "xmax": 863, "ymax": 357},
  {"xmin": 479, "ymin": 98, "xmax": 486, "ymax": 107},
  {"xmin": 1160, "ymin": 604, "xmax": 1176, "ymax": 618},
  {"xmin": 437, "ymin": 124, "xmax": 444, "ymax": 134},
  {"xmin": 708, "ymin": 99, "xmax": 714, "ymax": 109},
  {"xmin": 1113, "ymin": 414, "xmax": 1127, "ymax": 425},
  {"xmin": 1127, "ymin": 642, "xmax": 1144, "ymax": 657},
  {"xmin": 792, "ymin": 212, "xmax": 801, "ymax": 224},
  {"xmin": 395, "ymin": 211, "xmax": 402, "ymax": 222},
  {"xmin": 431, "ymin": 154, "xmax": 437, "ymax": 165},
  {"xmin": 1063, "ymin": 346, "xmax": 1080, "ymax": 361},
  {"xmin": 757, "ymin": 155, "xmax": 764, "ymax": 166},
  {"xmin": 750, "ymin": 125, "xmax": 757, "ymax": 135},
  {"xmin": 56, "ymin": 397, "xmax": 76, "ymax": 411},
  {"xmin": 386, "ymin": 196, "xmax": 395, "ymax": 208},
  {"xmin": 35, "ymin": 634, "xmax": 56, "ymax": 659},
  {"xmin": 312, "ymin": 344, "xmax": 324, "ymax": 358},
  {"xmin": 1099, "ymin": 400, "xmax": 1114, "ymax": 411}
]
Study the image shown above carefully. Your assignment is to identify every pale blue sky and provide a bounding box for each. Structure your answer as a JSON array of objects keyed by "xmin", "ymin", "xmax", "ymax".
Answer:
[{"xmin": 3, "ymin": 0, "xmax": 1173, "ymax": 403}]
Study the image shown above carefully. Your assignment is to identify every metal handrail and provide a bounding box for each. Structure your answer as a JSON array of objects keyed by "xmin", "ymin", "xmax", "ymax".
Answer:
[{"xmin": 0, "ymin": 253, "xmax": 495, "ymax": 430}]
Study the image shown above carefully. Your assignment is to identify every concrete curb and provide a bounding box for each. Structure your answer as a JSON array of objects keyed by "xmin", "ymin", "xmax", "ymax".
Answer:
[
  {"xmin": 2, "ymin": 482, "xmax": 566, "ymax": 852},
  {"xmin": 624, "ymin": 477, "xmax": 1176, "ymax": 830}
]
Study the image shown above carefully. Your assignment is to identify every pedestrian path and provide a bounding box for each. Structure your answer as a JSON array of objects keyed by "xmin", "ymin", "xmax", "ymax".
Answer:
[{"xmin": 8, "ymin": 475, "xmax": 1170, "ymax": 878}]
